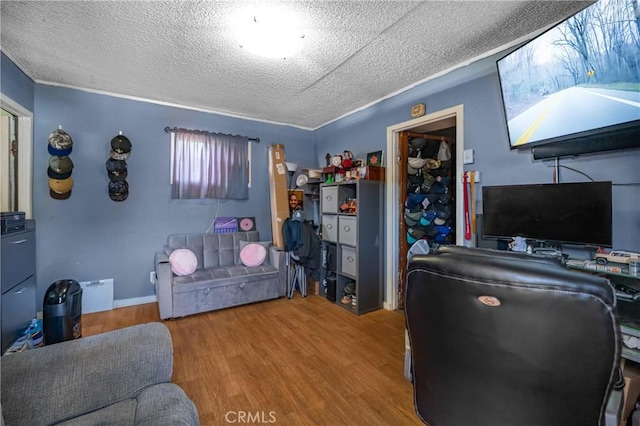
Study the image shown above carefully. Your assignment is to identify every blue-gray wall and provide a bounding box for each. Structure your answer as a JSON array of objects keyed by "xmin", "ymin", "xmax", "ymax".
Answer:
[
  {"xmin": 1, "ymin": 52, "xmax": 34, "ymax": 111},
  {"xmin": 32, "ymin": 85, "xmax": 314, "ymax": 302},
  {"xmin": 315, "ymin": 60, "xmax": 640, "ymax": 254}
]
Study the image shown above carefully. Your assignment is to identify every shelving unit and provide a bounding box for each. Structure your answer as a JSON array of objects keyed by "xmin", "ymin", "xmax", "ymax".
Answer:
[{"xmin": 319, "ymin": 180, "xmax": 383, "ymax": 315}]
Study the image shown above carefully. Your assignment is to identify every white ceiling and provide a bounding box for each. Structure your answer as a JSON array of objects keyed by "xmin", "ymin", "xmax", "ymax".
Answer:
[{"xmin": 0, "ymin": 1, "xmax": 593, "ymax": 130}]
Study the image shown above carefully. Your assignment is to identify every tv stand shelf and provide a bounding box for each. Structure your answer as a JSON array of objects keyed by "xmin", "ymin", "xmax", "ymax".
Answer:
[
  {"xmin": 566, "ymin": 259, "xmax": 640, "ymax": 362},
  {"xmin": 566, "ymin": 259, "xmax": 640, "ymax": 288}
]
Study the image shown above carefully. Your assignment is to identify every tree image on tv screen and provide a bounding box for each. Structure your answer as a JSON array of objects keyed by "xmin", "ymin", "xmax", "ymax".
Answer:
[{"xmin": 497, "ymin": 0, "xmax": 640, "ymax": 147}]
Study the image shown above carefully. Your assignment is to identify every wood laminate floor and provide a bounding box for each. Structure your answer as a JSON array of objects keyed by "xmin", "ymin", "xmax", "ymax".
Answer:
[{"xmin": 82, "ymin": 294, "xmax": 422, "ymax": 425}]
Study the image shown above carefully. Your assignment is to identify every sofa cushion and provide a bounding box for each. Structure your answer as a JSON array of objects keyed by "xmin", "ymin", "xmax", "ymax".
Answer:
[
  {"xmin": 169, "ymin": 249, "xmax": 198, "ymax": 276},
  {"xmin": 202, "ymin": 232, "xmax": 259, "ymax": 268},
  {"xmin": 172, "ymin": 264, "xmax": 278, "ymax": 291},
  {"xmin": 134, "ymin": 383, "xmax": 199, "ymax": 426},
  {"xmin": 57, "ymin": 398, "xmax": 136, "ymax": 425}
]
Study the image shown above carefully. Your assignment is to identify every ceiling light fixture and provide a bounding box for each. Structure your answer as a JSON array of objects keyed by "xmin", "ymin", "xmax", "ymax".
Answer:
[{"xmin": 236, "ymin": 10, "xmax": 305, "ymax": 59}]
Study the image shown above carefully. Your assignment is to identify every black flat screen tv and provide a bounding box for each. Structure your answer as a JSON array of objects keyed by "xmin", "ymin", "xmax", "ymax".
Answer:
[
  {"xmin": 496, "ymin": 0, "xmax": 640, "ymax": 153},
  {"xmin": 482, "ymin": 181, "xmax": 612, "ymax": 247}
]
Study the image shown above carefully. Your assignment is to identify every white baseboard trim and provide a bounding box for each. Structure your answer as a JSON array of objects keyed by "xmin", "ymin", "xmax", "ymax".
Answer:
[
  {"xmin": 114, "ymin": 295, "xmax": 157, "ymax": 308},
  {"xmin": 383, "ymin": 301, "xmax": 394, "ymax": 311}
]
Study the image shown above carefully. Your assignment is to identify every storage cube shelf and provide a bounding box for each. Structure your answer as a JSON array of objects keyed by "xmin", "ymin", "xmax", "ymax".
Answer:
[{"xmin": 320, "ymin": 180, "xmax": 383, "ymax": 315}]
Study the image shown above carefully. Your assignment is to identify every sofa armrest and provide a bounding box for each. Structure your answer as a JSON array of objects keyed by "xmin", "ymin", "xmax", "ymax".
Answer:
[
  {"xmin": 269, "ymin": 246, "xmax": 287, "ymax": 296},
  {"xmin": 155, "ymin": 251, "xmax": 174, "ymax": 320},
  {"xmin": 1, "ymin": 323, "xmax": 173, "ymax": 426}
]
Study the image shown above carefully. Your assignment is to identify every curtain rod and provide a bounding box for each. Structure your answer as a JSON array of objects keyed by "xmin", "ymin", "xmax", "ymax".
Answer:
[{"xmin": 164, "ymin": 127, "xmax": 260, "ymax": 143}]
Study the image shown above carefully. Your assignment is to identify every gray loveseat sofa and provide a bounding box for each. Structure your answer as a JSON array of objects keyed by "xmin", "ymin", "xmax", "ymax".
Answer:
[
  {"xmin": 155, "ymin": 231, "xmax": 286, "ymax": 320},
  {"xmin": 1, "ymin": 322, "xmax": 199, "ymax": 425}
]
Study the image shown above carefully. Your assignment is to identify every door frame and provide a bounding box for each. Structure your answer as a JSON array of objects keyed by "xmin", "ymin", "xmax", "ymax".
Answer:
[
  {"xmin": 1, "ymin": 94, "xmax": 33, "ymax": 218},
  {"xmin": 384, "ymin": 104, "xmax": 464, "ymax": 310}
]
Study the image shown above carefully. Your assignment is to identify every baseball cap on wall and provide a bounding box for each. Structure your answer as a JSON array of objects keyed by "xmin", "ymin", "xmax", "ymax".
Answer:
[
  {"xmin": 48, "ymin": 128, "xmax": 73, "ymax": 150},
  {"xmin": 106, "ymin": 158, "xmax": 128, "ymax": 181},
  {"xmin": 48, "ymin": 176, "xmax": 73, "ymax": 193},
  {"xmin": 49, "ymin": 189, "xmax": 71, "ymax": 200},
  {"xmin": 47, "ymin": 166, "xmax": 72, "ymax": 180},
  {"xmin": 111, "ymin": 134, "xmax": 132, "ymax": 154},
  {"xmin": 48, "ymin": 144, "xmax": 73, "ymax": 157},
  {"xmin": 108, "ymin": 180, "xmax": 129, "ymax": 201},
  {"xmin": 49, "ymin": 156, "xmax": 74, "ymax": 174},
  {"xmin": 110, "ymin": 149, "xmax": 131, "ymax": 161}
]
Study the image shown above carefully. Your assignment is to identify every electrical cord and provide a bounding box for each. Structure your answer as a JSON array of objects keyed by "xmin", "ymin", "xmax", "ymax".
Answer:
[
  {"xmin": 556, "ymin": 165, "xmax": 595, "ymax": 182},
  {"xmin": 551, "ymin": 164, "xmax": 640, "ymax": 186},
  {"xmin": 205, "ymin": 199, "xmax": 221, "ymax": 233}
]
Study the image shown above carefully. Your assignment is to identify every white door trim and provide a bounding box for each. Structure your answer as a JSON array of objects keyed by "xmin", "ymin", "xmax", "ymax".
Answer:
[
  {"xmin": 1, "ymin": 95, "xmax": 33, "ymax": 219},
  {"xmin": 384, "ymin": 104, "xmax": 464, "ymax": 310}
]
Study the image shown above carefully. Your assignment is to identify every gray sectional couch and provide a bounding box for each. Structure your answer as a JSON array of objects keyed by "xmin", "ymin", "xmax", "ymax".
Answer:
[
  {"xmin": 1, "ymin": 322, "xmax": 199, "ymax": 425},
  {"xmin": 155, "ymin": 231, "xmax": 286, "ymax": 320}
]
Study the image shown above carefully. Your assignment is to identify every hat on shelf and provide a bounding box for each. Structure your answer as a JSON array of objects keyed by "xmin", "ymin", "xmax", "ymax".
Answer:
[
  {"xmin": 421, "ymin": 173, "xmax": 436, "ymax": 193},
  {"xmin": 111, "ymin": 133, "xmax": 132, "ymax": 154},
  {"xmin": 48, "ymin": 128, "xmax": 73, "ymax": 150},
  {"xmin": 425, "ymin": 158, "xmax": 441, "ymax": 170},
  {"xmin": 48, "ymin": 155, "xmax": 74, "ymax": 174},
  {"xmin": 407, "ymin": 156, "xmax": 428, "ymax": 175},
  {"xmin": 404, "ymin": 211, "xmax": 422, "ymax": 227}
]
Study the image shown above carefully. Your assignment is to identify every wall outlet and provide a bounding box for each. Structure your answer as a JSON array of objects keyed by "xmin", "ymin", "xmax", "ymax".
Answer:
[
  {"xmin": 463, "ymin": 149, "xmax": 474, "ymax": 164},
  {"xmin": 150, "ymin": 271, "xmax": 156, "ymax": 284}
]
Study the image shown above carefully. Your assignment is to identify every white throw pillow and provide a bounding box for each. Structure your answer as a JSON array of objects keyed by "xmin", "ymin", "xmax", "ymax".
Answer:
[
  {"xmin": 239, "ymin": 243, "xmax": 268, "ymax": 267},
  {"xmin": 169, "ymin": 249, "xmax": 198, "ymax": 276}
]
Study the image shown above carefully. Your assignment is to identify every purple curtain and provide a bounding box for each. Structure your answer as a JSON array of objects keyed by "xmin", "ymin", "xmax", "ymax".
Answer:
[{"xmin": 171, "ymin": 131, "xmax": 248, "ymax": 199}]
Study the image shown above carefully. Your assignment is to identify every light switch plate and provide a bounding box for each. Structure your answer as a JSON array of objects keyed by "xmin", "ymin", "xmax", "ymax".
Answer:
[{"xmin": 463, "ymin": 149, "xmax": 474, "ymax": 164}]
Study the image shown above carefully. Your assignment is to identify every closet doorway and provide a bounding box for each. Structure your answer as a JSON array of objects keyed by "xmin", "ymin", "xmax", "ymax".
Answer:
[{"xmin": 385, "ymin": 105, "xmax": 464, "ymax": 310}]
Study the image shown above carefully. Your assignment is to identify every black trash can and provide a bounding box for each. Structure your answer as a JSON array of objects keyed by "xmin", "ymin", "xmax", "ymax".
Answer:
[{"xmin": 43, "ymin": 279, "xmax": 82, "ymax": 345}]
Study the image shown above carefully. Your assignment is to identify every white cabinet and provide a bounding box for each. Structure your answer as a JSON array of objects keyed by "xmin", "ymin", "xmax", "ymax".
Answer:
[{"xmin": 319, "ymin": 181, "xmax": 383, "ymax": 315}]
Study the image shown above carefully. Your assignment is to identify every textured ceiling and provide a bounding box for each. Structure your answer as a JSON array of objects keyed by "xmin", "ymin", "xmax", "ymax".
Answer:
[{"xmin": 0, "ymin": 1, "xmax": 593, "ymax": 129}]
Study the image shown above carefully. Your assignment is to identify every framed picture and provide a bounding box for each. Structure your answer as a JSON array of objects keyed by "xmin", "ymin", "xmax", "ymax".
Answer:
[
  {"xmin": 366, "ymin": 150, "xmax": 383, "ymax": 167},
  {"xmin": 288, "ymin": 189, "xmax": 304, "ymax": 214}
]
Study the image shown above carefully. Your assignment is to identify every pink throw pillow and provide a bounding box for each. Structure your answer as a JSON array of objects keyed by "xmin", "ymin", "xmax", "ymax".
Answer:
[
  {"xmin": 240, "ymin": 243, "xmax": 267, "ymax": 267},
  {"xmin": 169, "ymin": 249, "xmax": 198, "ymax": 276}
]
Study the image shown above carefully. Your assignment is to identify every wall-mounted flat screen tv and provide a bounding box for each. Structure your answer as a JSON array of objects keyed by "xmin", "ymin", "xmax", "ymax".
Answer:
[
  {"xmin": 496, "ymin": 0, "xmax": 640, "ymax": 150},
  {"xmin": 482, "ymin": 181, "xmax": 612, "ymax": 247}
]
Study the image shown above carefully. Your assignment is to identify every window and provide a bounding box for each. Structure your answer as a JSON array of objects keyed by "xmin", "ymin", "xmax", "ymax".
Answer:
[{"xmin": 169, "ymin": 130, "xmax": 249, "ymax": 200}]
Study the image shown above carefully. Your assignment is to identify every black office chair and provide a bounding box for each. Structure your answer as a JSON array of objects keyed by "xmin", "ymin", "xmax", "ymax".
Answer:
[{"xmin": 405, "ymin": 246, "xmax": 623, "ymax": 426}]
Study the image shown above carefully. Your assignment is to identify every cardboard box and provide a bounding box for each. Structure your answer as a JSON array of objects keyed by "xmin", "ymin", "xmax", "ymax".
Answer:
[
  {"xmin": 622, "ymin": 360, "xmax": 640, "ymax": 425},
  {"xmin": 364, "ymin": 165, "xmax": 385, "ymax": 181},
  {"xmin": 307, "ymin": 276, "xmax": 319, "ymax": 295},
  {"xmin": 267, "ymin": 144, "xmax": 289, "ymax": 249}
]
